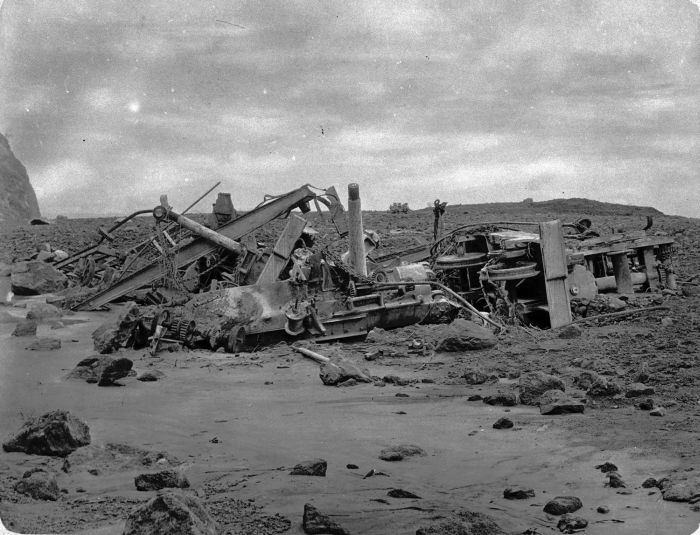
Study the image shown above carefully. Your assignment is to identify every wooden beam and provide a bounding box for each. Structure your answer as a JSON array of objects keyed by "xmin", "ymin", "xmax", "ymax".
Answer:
[{"xmin": 539, "ymin": 220, "xmax": 572, "ymax": 329}]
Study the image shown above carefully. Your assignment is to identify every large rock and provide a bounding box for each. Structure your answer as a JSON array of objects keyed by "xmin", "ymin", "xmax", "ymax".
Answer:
[
  {"xmin": 291, "ymin": 459, "xmax": 327, "ymax": 476},
  {"xmin": 518, "ymin": 372, "xmax": 565, "ymax": 405},
  {"xmin": 134, "ymin": 470, "xmax": 190, "ymax": 491},
  {"xmin": 67, "ymin": 355, "xmax": 133, "ymax": 385},
  {"xmin": 434, "ymin": 319, "xmax": 497, "ymax": 351},
  {"xmin": 0, "ymin": 132, "xmax": 41, "ymax": 225},
  {"xmin": 11, "ymin": 261, "xmax": 68, "ymax": 296},
  {"xmin": 543, "ymin": 496, "xmax": 583, "ymax": 515},
  {"xmin": 539, "ymin": 390, "xmax": 585, "ymax": 415},
  {"xmin": 462, "ymin": 368, "xmax": 490, "ymax": 385},
  {"xmin": 659, "ymin": 474, "xmax": 700, "ymax": 502},
  {"xmin": 13, "ymin": 468, "xmax": 59, "ymax": 500},
  {"xmin": 12, "ymin": 319, "xmax": 37, "ymax": 337},
  {"xmin": 482, "ymin": 392, "xmax": 517, "ymax": 406},
  {"xmin": 2, "ymin": 410, "xmax": 90, "ymax": 456},
  {"xmin": 586, "ymin": 376, "xmax": 621, "ymax": 397},
  {"xmin": 625, "ymin": 383, "xmax": 655, "ymax": 398},
  {"xmin": 91, "ymin": 302, "xmax": 141, "ymax": 354},
  {"xmin": 302, "ymin": 503, "xmax": 350, "ymax": 535},
  {"xmin": 416, "ymin": 511, "xmax": 506, "ymax": 535},
  {"xmin": 319, "ymin": 358, "xmax": 371, "ymax": 386},
  {"xmin": 123, "ymin": 491, "xmax": 217, "ymax": 535},
  {"xmin": 504, "ymin": 487, "xmax": 535, "ymax": 500}
]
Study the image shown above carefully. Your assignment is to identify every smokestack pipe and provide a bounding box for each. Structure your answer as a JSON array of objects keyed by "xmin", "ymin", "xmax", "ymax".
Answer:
[{"xmin": 346, "ymin": 183, "xmax": 367, "ymax": 276}]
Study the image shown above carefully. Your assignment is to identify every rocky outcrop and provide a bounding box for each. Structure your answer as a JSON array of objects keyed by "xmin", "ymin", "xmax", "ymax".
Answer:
[{"xmin": 0, "ymin": 133, "xmax": 40, "ymax": 225}]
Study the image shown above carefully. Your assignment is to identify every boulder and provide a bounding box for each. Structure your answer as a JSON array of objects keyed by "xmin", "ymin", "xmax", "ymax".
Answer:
[
  {"xmin": 123, "ymin": 491, "xmax": 217, "ymax": 535},
  {"xmin": 416, "ymin": 511, "xmax": 507, "ymax": 535},
  {"xmin": 462, "ymin": 369, "xmax": 490, "ymax": 385},
  {"xmin": 586, "ymin": 376, "xmax": 621, "ymax": 397},
  {"xmin": 2, "ymin": 410, "xmax": 90, "ymax": 456},
  {"xmin": 434, "ymin": 319, "xmax": 497, "ymax": 351},
  {"xmin": 503, "ymin": 487, "xmax": 535, "ymax": 500},
  {"xmin": 91, "ymin": 301, "xmax": 140, "ymax": 354},
  {"xmin": 12, "ymin": 319, "xmax": 37, "ymax": 337},
  {"xmin": 595, "ymin": 462, "xmax": 618, "ymax": 473},
  {"xmin": 641, "ymin": 477, "xmax": 658, "ymax": 489},
  {"xmin": 625, "ymin": 383, "xmax": 655, "ymax": 398},
  {"xmin": 659, "ymin": 475, "xmax": 700, "ymax": 502},
  {"xmin": 134, "ymin": 470, "xmax": 190, "ymax": 491},
  {"xmin": 492, "ymin": 417, "xmax": 514, "ymax": 429},
  {"xmin": 543, "ymin": 496, "xmax": 583, "ymax": 515},
  {"xmin": 27, "ymin": 337, "xmax": 61, "ymax": 351},
  {"xmin": 379, "ymin": 444, "xmax": 426, "ymax": 462},
  {"xmin": 13, "ymin": 468, "xmax": 59, "ymax": 500},
  {"xmin": 11, "ymin": 261, "xmax": 68, "ymax": 295},
  {"xmin": 518, "ymin": 372, "xmax": 565, "ymax": 405},
  {"xmin": 539, "ymin": 390, "xmax": 584, "ymax": 415},
  {"xmin": 319, "ymin": 358, "xmax": 371, "ymax": 386},
  {"xmin": 482, "ymin": 392, "xmax": 517, "ymax": 406},
  {"xmin": 302, "ymin": 503, "xmax": 349, "ymax": 535},
  {"xmin": 67, "ymin": 356, "xmax": 133, "ymax": 385},
  {"xmin": 291, "ymin": 459, "xmax": 327, "ymax": 476},
  {"xmin": 557, "ymin": 514, "xmax": 588, "ymax": 533},
  {"xmin": 650, "ymin": 407, "xmax": 666, "ymax": 417},
  {"xmin": 606, "ymin": 472, "xmax": 626, "ymax": 488},
  {"xmin": 26, "ymin": 302, "xmax": 62, "ymax": 321}
]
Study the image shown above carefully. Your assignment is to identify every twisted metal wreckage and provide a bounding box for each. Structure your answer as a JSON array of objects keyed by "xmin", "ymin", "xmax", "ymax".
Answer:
[{"xmin": 51, "ymin": 183, "xmax": 677, "ymax": 354}]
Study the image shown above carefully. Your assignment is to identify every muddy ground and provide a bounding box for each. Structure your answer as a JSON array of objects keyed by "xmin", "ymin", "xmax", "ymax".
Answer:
[{"xmin": 0, "ymin": 202, "xmax": 699, "ymax": 534}]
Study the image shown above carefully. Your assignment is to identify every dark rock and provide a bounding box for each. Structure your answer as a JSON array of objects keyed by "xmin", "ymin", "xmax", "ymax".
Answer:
[
  {"xmin": 519, "ymin": 372, "xmax": 565, "ymax": 405},
  {"xmin": 387, "ymin": 488, "xmax": 421, "ymax": 499},
  {"xmin": 27, "ymin": 337, "xmax": 61, "ymax": 351},
  {"xmin": 379, "ymin": 444, "xmax": 426, "ymax": 461},
  {"xmin": 557, "ymin": 514, "xmax": 588, "ymax": 533},
  {"xmin": 346, "ymin": 464, "xmax": 358, "ymax": 470},
  {"xmin": 463, "ymin": 369, "xmax": 489, "ymax": 385},
  {"xmin": 557, "ymin": 324, "xmax": 582, "ymax": 339},
  {"xmin": 586, "ymin": 376, "xmax": 621, "ymax": 397},
  {"xmin": 137, "ymin": 370, "xmax": 165, "ymax": 382},
  {"xmin": 123, "ymin": 491, "xmax": 217, "ymax": 535},
  {"xmin": 638, "ymin": 399, "xmax": 655, "ymax": 411},
  {"xmin": 302, "ymin": 503, "xmax": 350, "ymax": 535},
  {"xmin": 503, "ymin": 487, "xmax": 535, "ymax": 500},
  {"xmin": 606, "ymin": 472, "xmax": 626, "ymax": 488},
  {"xmin": 433, "ymin": 318, "xmax": 497, "ymax": 351},
  {"xmin": 134, "ymin": 470, "xmax": 190, "ymax": 491},
  {"xmin": 573, "ymin": 370, "xmax": 599, "ymax": 390},
  {"xmin": 2, "ymin": 410, "xmax": 90, "ymax": 456},
  {"xmin": 595, "ymin": 462, "xmax": 618, "ymax": 473},
  {"xmin": 26, "ymin": 302, "xmax": 62, "ymax": 321},
  {"xmin": 492, "ymin": 417, "xmax": 513, "ymax": 429},
  {"xmin": 98, "ymin": 357, "xmax": 133, "ymax": 386},
  {"xmin": 13, "ymin": 469, "xmax": 59, "ymax": 500},
  {"xmin": 482, "ymin": 392, "xmax": 517, "ymax": 406},
  {"xmin": 91, "ymin": 301, "xmax": 140, "ymax": 354},
  {"xmin": 11, "ymin": 261, "xmax": 68, "ymax": 296},
  {"xmin": 596, "ymin": 505, "xmax": 610, "ymax": 514},
  {"xmin": 539, "ymin": 390, "xmax": 584, "ymax": 415},
  {"xmin": 12, "ymin": 319, "xmax": 37, "ymax": 337},
  {"xmin": 543, "ymin": 496, "xmax": 583, "ymax": 515},
  {"xmin": 650, "ymin": 407, "xmax": 666, "ymax": 416},
  {"xmin": 383, "ymin": 375, "xmax": 410, "ymax": 386},
  {"xmin": 467, "ymin": 394, "xmax": 483, "ymax": 401},
  {"xmin": 337, "ymin": 378, "xmax": 358, "ymax": 387},
  {"xmin": 641, "ymin": 477, "xmax": 658, "ymax": 489},
  {"xmin": 625, "ymin": 383, "xmax": 655, "ymax": 398},
  {"xmin": 291, "ymin": 459, "xmax": 327, "ymax": 476},
  {"xmin": 319, "ymin": 358, "xmax": 371, "ymax": 386},
  {"xmin": 416, "ymin": 511, "xmax": 507, "ymax": 535}
]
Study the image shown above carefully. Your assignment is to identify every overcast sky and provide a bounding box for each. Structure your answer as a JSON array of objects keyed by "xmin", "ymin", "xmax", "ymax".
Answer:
[{"xmin": 1, "ymin": 0, "xmax": 698, "ymax": 217}]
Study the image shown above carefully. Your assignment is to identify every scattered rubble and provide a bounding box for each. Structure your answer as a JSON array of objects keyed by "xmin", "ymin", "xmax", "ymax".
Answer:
[{"xmin": 2, "ymin": 410, "xmax": 91, "ymax": 456}]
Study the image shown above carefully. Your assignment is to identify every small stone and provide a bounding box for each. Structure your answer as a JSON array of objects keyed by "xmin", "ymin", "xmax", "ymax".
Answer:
[
  {"xmin": 134, "ymin": 470, "xmax": 190, "ymax": 491},
  {"xmin": 467, "ymin": 394, "xmax": 482, "ymax": 401},
  {"xmin": 379, "ymin": 444, "xmax": 426, "ymax": 462},
  {"xmin": 12, "ymin": 319, "xmax": 37, "ymax": 337},
  {"xmin": 302, "ymin": 503, "xmax": 350, "ymax": 535},
  {"xmin": 493, "ymin": 417, "xmax": 514, "ymax": 429},
  {"xmin": 291, "ymin": 459, "xmax": 327, "ymax": 476},
  {"xmin": 482, "ymin": 392, "xmax": 517, "ymax": 406},
  {"xmin": 606, "ymin": 472, "xmax": 626, "ymax": 488},
  {"xmin": 387, "ymin": 488, "xmax": 421, "ymax": 499},
  {"xmin": 27, "ymin": 337, "xmax": 61, "ymax": 350},
  {"xmin": 543, "ymin": 496, "xmax": 583, "ymax": 515},
  {"xmin": 638, "ymin": 399, "xmax": 654, "ymax": 410},
  {"xmin": 137, "ymin": 370, "xmax": 165, "ymax": 382},
  {"xmin": 625, "ymin": 383, "xmax": 655, "ymax": 398},
  {"xmin": 650, "ymin": 407, "xmax": 666, "ymax": 416},
  {"xmin": 463, "ymin": 369, "xmax": 489, "ymax": 385},
  {"xmin": 503, "ymin": 487, "xmax": 535, "ymax": 500},
  {"xmin": 661, "ymin": 316, "xmax": 674, "ymax": 327},
  {"xmin": 596, "ymin": 505, "xmax": 610, "ymax": 514},
  {"xmin": 595, "ymin": 462, "xmax": 618, "ymax": 473},
  {"xmin": 346, "ymin": 464, "xmax": 358, "ymax": 470},
  {"xmin": 557, "ymin": 514, "xmax": 588, "ymax": 533},
  {"xmin": 641, "ymin": 478, "xmax": 658, "ymax": 489},
  {"xmin": 557, "ymin": 324, "xmax": 582, "ymax": 339}
]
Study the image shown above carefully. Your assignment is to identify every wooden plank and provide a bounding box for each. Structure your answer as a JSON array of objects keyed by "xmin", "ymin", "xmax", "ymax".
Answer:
[
  {"xmin": 639, "ymin": 246, "xmax": 658, "ymax": 290},
  {"xmin": 539, "ymin": 220, "xmax": 572, "ymax": 328},
  {"xmin": 256, "ymin": 213, "xmax": 307, "ymax": 284}
]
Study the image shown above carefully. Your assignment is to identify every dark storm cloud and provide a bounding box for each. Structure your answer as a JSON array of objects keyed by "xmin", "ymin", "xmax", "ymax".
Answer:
[{"xmin": 1, "ymin": 0, "xmax": 698, "ymax": 217}]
